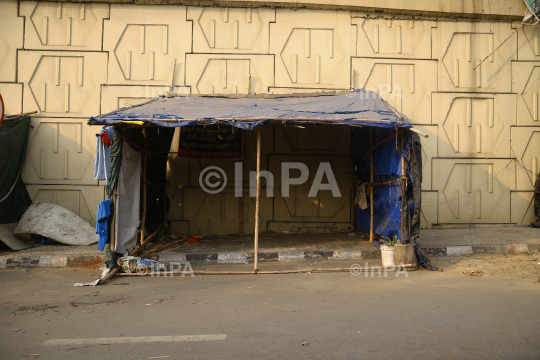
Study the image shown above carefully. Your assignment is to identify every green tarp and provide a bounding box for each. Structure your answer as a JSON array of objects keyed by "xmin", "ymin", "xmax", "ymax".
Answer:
[{"xmin": 0, "ymin": 116, "xmax": 32, "ymax": 224}]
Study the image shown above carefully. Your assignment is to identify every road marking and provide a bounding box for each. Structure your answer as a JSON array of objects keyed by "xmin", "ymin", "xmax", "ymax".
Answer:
[{"xmin": 44, "ymin": 334, "xmax": 227, "ymax": 346}]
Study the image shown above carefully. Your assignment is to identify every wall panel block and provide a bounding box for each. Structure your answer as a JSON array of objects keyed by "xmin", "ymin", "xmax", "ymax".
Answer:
[
  {"xmin": 512, "ymin": 61, "xmax": 540, "ymax": 126},
  {"xmin": 0, "ymin": 1, "xmax": 24, "ymax": 82},
  {"xmin": 413, "ymin": 125, "xmax": 437, "ymax": 191},
  {"xmin": 20, "ymin": 2, "xmax": 109, "ymax": 51},
  {"xmin": 511, "ymin": 191, "xmax": 536, "ymax": 225},
  {"xmin": 183, "ymin": 188, "xmax": 271, "ymax": 235},
  {"xmin": 271, "ymin": 10, "xmax": 353, "ymax": 89},
  {"xmin": 352, "ymin": 16, "xmax": 436, "ymax": 59},
  {"xmin": 511, "ymin": 126, "xmax": 540, "ymax": 191},
  {"xmin": 186, "ymin": 54, "xmax": 274, "ymax": 94},
  {"xmin": 433, "ymin": 159, "xmax": 515, "ymax": 224},
  {"xmin": 352, "ymin": 58, "xmax": 437, "ymax": 124},
  {"xmin": 104, "ymin": 5, "xmax": 192, "ymax": 86},
  {"xmin": 437, "ymin": 21, "xmax": 516, "ymax": 93},
  {"xmin": 166, "ymin": 154, "xmax": 190, "ymax": 221},
  {"xmin": 0, "ymin": 83, "xmax": 22, "ymax": 115},
  {"xmin": 100, "ymin": 85, "xmax": 190, "ymax": 113},
  {"xmin": 26, "ymin": 185, "xmax": 104, "ymax": 226},
  {"xmin": 18, "ymin": 51, "xmax": 107, "ymax": 118},
  {"xmin": 22, "ymin": 118, "xmax": 101, "ymax": 185},
  {"xmin": 188, "ymin": 7, "xmax": 275, "ymax": 54},
  {"xmin": 517, "ymin": 24, "xmax": 540, "ymax": 61},
  {"xmin": 433, "ymin": 93, "xmax": 516, "ymax": 158},
  {"xmin": 421, "ymin": 191, "xmax": 438, "ymax": 228},
  {"xmin": 269, "ymin": 155, "xmax": 352, "ymax": 223}
]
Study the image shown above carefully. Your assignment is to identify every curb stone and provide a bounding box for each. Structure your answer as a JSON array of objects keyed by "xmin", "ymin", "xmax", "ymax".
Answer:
[
  {"xmin": 0, "ymin": 244, "xmax": 536, "ymax": 268},
  {"xmin": 422, "ymin": 244, "xmax": 533, "ymax": 257}
]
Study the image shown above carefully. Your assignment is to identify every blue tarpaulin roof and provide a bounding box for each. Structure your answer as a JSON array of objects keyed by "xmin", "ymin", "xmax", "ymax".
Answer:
[
  {"xmin": 89, "ymin": 90, "xmax": 419, "ymax": 243},
  {"xmin": 89, "ymin": 90, "xmax": 412, "ymax": 130}
]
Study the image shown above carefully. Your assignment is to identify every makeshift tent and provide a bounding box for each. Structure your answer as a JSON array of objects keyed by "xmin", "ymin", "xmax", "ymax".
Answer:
[{"xmin": 89, "ymin": 90, "xmax": 426, "ymax": 270}]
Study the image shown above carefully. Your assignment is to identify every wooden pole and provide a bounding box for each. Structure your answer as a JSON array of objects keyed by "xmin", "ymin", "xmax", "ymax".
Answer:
[
  {"xmin": 401, "ymin": 130, "xmax": 406, "ymax": 243},
  {"xmin": 369, "ymin": 128, "xmax": 374, "ymax": 244},
  {"xmin": 254, "ymin": 126, "xmax": 261, "ymax": 272},
  {"xmin": 118, "ymin": 265, "xmax": 415, "ymax": 276},
  {"xmin": 239, "ymin": 131, "xmax": 245, "ymax": 236},
  {"xmin": 140, "ymin": 129, "xmax": 148, "ymax": 247},
  {"xmin": 130, "ymin": 223, "xmax": 164, "ymax": 256},
  {"xmin": 165, "ymin": 155, "xmax": 169, "ymax": 226},
  {"xmin": 110, "ymin": 185, "xmax": 117, "ymax": 252}
]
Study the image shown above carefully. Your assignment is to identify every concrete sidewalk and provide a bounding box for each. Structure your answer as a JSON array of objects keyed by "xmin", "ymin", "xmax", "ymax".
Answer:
[
  {"xmin": 418, "ymin": 226, "xmax": 540, "ymax": 256},
  {"xmin": 0, "ymin": 227, "xmax": 539, "ymax": 268}
]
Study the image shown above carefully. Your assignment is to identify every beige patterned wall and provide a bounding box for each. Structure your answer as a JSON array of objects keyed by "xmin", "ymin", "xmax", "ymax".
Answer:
[{"xmin": 0, "ymin": 1, "xmax": 538, "ymax": 229}]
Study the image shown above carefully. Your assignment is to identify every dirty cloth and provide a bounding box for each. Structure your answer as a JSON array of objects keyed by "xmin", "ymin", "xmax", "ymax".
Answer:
[
  {"xmin": 106, "ymin": 132, "xmax": 123, "ymax": 199},
  {"xmin": 73, "ymin": 268, "xmax": 113, "ymax": 287},
  {"xmin": 93, "ymin": 127, "xmax": 115, "ymax": 185},
  {"xmin": 354, "ymin": 181, "xmax": 368, "ymax": 210},
  {"xmin": 96, "ymin": 199, "xmax": 112, "ymax": 251},
  {"xmin": 104, "ymin": 243, "xmax": 119, "ymax": 269},
  {"xmin": 114, "ymin": 142, "xmax": 141, "ymax": 253}
]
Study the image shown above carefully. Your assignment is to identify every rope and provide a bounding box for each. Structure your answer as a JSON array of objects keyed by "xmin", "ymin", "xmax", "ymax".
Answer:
[{"xmin": 0, "ymin": 171, "xmax": 21, "ymax": 204}]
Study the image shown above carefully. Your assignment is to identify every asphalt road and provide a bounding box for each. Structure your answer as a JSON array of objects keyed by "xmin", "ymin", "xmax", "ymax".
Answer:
[{"xmin": 1, "ymin": 259, "xmax": 539, "ymax": 360}]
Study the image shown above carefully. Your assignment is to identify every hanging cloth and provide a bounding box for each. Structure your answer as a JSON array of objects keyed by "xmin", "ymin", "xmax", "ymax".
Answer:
[
  {"xmin": 354, "ymin": 180, "xmax": 368, "ymax": 210},
  {"xmin": 94, "ymin": 127, "xmax": 115, "ymax": 185},
  {"xmin": 96, "ymin": 199, "xmax": 112, "ymax": 251},
  {"xmin": 114, "ymin": 142, "xmax": 141, "ymax": 253}
]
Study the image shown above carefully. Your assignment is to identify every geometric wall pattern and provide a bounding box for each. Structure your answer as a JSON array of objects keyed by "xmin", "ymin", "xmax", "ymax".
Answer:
[{"xmin": 1, "ymin": 1, "xmax": 537, "ymax": 230}]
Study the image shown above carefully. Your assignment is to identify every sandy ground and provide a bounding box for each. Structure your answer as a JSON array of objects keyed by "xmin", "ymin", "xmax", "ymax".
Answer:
[{"xmin": 433, "ymin": 251, "xmax": 540, "ymax": 285}]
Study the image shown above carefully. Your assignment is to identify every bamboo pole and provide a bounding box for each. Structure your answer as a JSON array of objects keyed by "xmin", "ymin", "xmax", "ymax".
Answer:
[
  {"xmin": 130, "ymin": 224, "xmax": 164, "ymax": 256},
  {"xmin": 254, "ymin": 126, "xmax": 261, "ymax": 272},
  {"xmin": 239, "ymin": 131, "xmax": 245, "ymax": 236},
  {"xmin": 369, "ymin": 128, "xmax": 374, "ymax": 244},
  {"xmin": 401, "ymin": 131, "xmax": 406, "ymax": 243},
  {"xmin": 409, "ymin": 128, "xmax": 429, "ymax": 138},
  {"xmin": 110, "ymin": 185, "xmax": 117, "ymax": 252},
  {"xmin": 117, "ymin": 265, "xmax": 414, "ymax": 276},
  {"xmin": 140, "ymin": 129, "xmax": 148, "ymax": 248}
]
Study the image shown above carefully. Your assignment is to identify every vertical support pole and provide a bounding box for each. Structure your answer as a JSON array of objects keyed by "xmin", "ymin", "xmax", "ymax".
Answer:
[
  {"xmin": 369, "ymin": 128, "xmax": 374, "ymax": 244},
  {"xmin": 110, "ymin": 185, "xmax": 117, "ymax": 252},
  {"xmin": 164, "ymin": 156, "xmax": 169, "ymax": 227},
  {"xmin": 141, "ymin": 129, "xmax": 148, "ymax": 246},
  {"xmin": 401, "ymin": 130, "xmax": 406, "ymax": 243},
  {"xmin": 239, "ymin": 131, "xmax": 245, "ymax": 236},
  {"xmin": 254, "ymin": 126, "xmax": 261, "ymax": 272}
]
